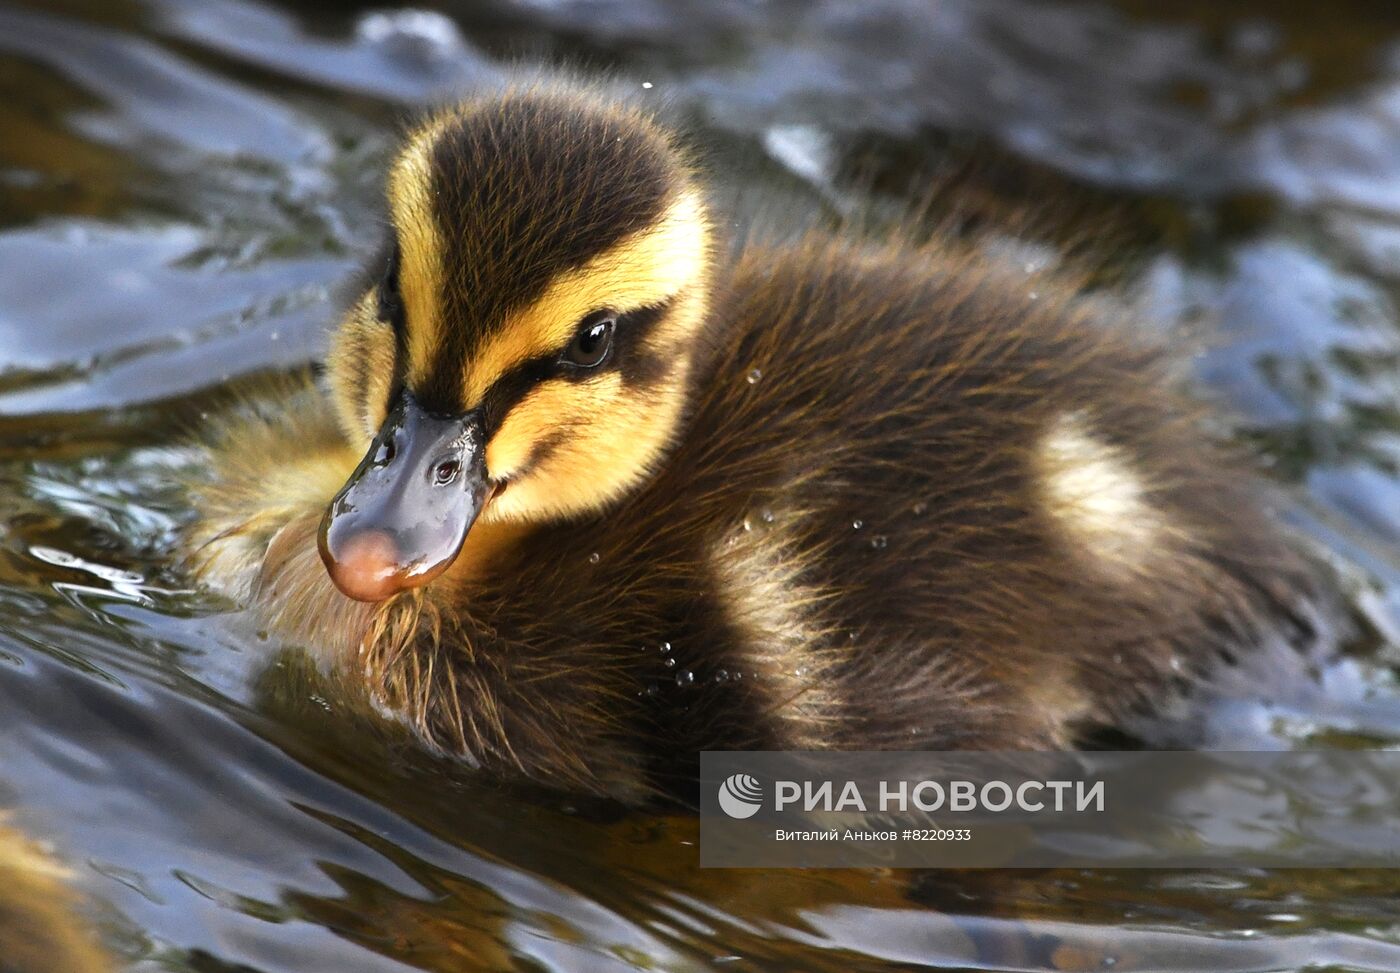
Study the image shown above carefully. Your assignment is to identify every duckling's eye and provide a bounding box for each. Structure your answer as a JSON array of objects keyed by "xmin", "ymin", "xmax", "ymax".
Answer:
[{"xmin": 562, "ymin": 312, "xmax": 616, "ymax": 368}]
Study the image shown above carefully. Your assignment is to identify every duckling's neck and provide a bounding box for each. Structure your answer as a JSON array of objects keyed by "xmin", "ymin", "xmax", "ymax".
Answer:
[{"xmin": 440, "ymin": 514, "xmax": 536, "ymax": 586}]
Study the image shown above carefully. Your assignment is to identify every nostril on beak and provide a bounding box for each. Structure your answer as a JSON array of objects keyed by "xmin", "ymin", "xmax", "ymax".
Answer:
[{"xmin": 321, "ymin": 529, "xmax": 405, "ymax": 602}]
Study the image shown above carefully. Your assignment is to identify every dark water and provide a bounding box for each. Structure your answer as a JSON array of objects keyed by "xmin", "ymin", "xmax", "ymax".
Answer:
[{"xmin": 4, "ymin": 0, "xmax": 1400, "ymax": 969}]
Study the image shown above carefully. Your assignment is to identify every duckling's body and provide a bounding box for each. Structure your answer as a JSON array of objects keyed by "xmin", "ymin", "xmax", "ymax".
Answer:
[{"xmin": 185, "ymin": 79, "xmax": 1317, "ymax": 800}]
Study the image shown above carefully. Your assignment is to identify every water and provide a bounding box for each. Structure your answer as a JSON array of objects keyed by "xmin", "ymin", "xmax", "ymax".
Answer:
[{"xmin": 4, "ymin": 1, "xmax": 1400, "ymax": 969}]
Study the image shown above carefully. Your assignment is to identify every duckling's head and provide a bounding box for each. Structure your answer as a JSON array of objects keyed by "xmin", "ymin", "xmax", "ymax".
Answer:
[{"xmin": 320, "ymin": 83, "xmax": 713, "ymax": 601}]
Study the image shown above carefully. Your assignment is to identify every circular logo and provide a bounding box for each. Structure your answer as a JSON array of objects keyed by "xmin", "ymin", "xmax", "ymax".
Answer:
[{"xmin": 717, "ymin": 773, "xmax": 763, "ymax": 818}]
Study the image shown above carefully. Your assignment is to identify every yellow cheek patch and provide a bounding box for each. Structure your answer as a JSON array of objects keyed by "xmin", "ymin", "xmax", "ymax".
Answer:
[
  {"xmin": 388, "ymin": 121, "xmax": 449, "ymax": 390},
  {"xmin": 461, "ymin": 190, "xmax": 709, "ymax": 404},
  {"xmin": 483, "ymin": 366, "xmax": 690, "ymax": 523},
  {"xmin": 485, "ymin": 375, "xmax": 623, "ymax": 479}
]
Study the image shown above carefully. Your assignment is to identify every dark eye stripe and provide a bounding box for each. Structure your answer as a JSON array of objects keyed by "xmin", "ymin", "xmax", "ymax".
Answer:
[
  {"xmin": 478, "ymin": 296, "xmax": 676, "ymax": 433},
  {"xmin": 377, "ymin": 235, "xmax": 404, "ymax": 333}
]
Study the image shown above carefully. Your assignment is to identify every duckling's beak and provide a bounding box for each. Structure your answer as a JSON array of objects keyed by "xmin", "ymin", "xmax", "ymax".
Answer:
[{"xmin": 318, "ymin": 391, "xmax": 489, "ymax": 602}]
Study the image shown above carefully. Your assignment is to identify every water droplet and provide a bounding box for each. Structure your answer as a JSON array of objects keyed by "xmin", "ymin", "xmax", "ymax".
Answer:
[
  {"xmin": 643, "ymin": 684, "xmax": 660, "ymax": 697},
  {"xmin": 588, "ymin": 552, "xmax": 600, "ymax": 564},
  {"xmin": 870, "ymin": 535, "xmax": 888, "ymax": 549},
  {"xmin": 1028, "ymin": 290, "xmax": 1040, "ymax": 300},
  {"xmin": 715, "ymin": 669, "xmax": 729, "ymax": 682},
  {"xmin": 641, "ymin": 81, "xmax": 654, "ymax": 89},
  {"xmin": 852, "ymin": 519, "xmax": 864, "ymax": 530},
  {"xmin": 742, "ymin": 516, "xmax": 753, "ymax": 532},
  {"xmin": 675, "ymin": 670, "xmax": 695, "ymax": 686},
  {"xmin": 1113, "ymin": 653, "xmax": 1124, "ymax": 665},
  {"xmin": 732, "ymin": 671, "xmax": 743, "ymax": 681},
  {"xmin": 912, "ymin": 502, "xmax": 927, "ymax": 516},
  {"xmin": 761, "ymin": 509, "xmax": 775, "ymax": 524},
  {"xmin": 660, "ymin": 642, "xmax": 672, "ymax": 654},
  {"xmin": 746, "ymin": 368, "xmax": 762, "ymax": 384},
  {"xmin": 663, "ymin": 657, "xmax": 677, "ymax": 669}
]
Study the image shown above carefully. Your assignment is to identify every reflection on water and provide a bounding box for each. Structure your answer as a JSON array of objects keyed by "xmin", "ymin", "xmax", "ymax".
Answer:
[{"xmin": 3, "ymin": 0, "xmax": 1400, "ymax": 969}]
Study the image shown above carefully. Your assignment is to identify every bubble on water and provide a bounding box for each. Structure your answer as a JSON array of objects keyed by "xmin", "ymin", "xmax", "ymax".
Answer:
[
  {"xmin": 588, "ymin": 552, "xmax": 600, "ymax": 564},
  {"xmin": 676, "ymin": 670, "xmax": 695, "ymax": 686},
  {"xmin": 746, "ymin": 368, "xmax": 762, "ymax": 384},
  {"xmin": 870, "ymin": 535, "xmax": 888, "ymax": 549}
]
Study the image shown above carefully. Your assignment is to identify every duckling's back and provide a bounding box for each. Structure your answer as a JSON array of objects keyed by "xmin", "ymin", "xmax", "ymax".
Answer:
[{"xmin": 477, "ymin": 230, "xmax": 1320, "ymax": 789}]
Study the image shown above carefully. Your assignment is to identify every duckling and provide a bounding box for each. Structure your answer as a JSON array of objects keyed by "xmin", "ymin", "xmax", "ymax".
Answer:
[{"xmin": 183, "ymin": 77, "xmax": 1320, "ymax": 800}]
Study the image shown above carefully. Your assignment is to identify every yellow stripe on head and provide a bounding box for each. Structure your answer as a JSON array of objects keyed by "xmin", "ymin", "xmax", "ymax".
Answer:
[{"xmin": 388, "ymin": 119, "xmax": 449, "ymax": 393}]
